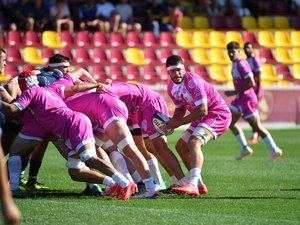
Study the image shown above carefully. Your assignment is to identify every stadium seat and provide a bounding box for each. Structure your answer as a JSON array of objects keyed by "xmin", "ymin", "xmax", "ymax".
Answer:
[
  {"xmin": 290, "ymin": 16, "xmax": 300, "ymax": 30},
  {"xmin": 41, "ymin": 48, "xmax": 55, "ymax": 63},
  {"xmin": 290, "ymin": 31, "xmax": 300, "ymax": 47},
  {"xmin": 226, "ymin": 16, "xmax": 242, "ymax": 30},
  {"xmin": 258, "ymin": 16, "xmax": 274, "ymax": 29},
  {"xmin": 192, "ymin": 48, "xmax": 211, "ymax": 65},
  {"xmin": 143, "ymin": 31, "xmax": 159, "ymax": 48},
  {"xmin": 143, "ymin": 49, "xmax": 160, "ymax": 65},
  {"xmin": 92, "ymin": 31, "xmax": 109, "ymax": 47},
  {"xmin": 125, "ymin": 48, "xmax": 148, "ymax": 66},
  {"xmin": 257, "ymin": 31, "xmax": 276, "ymax": 48},
  {"xmin": 241, "ymin": 16, "xmax": 258, "ymax": 30},
  {"xmin": 42, "ymin": 31, "xmax": 64, "ymax": 48},
  {"xmin": 4, "ymin": 64, "xmax": 19, "ymax": 78},
  {"xmin": 109, "ymin": 65, "xmax": 125, "ymax": 81},
  {"xmin": 208, "ymin": 64, "xmax": 228, "ymax": 84},
  {"xmin": 209, "ymin": 31, "xmax": 226, "ymax": 48},
  {"xmin": 193, "ymin": 16, "xmax": 212, "ymax": 30},
  {"xmin": 192, "ymin": 31, "xmax": 210, "ymax": 48},
  {"xmin": 91, "ymin": 64, "xmax": 107, "ymax": 82},
  {"xmin": 75, "ymin": 48, "xmax": 92, "ymax": 64},
  {"xmin": 109, "ymin": 48, "xmax": 126, "ymax": 64},
  {"xmin": 260, "ymin": 63, "xmax": 280, "ymax": 86},
  {"xmin": 274, "ymin": 31, "xmax": 292, "ymax": 47},
  {"xmin": 23, "ymin": 64, "xmax": 36, "ymax": 71},
  {"xmin": 179, "ymin": 16, "xmax": 194, "ymax": 30},
  {"xmin": 25, "ymin": 31, "xmax": 42, "ymax": 47},
  {"xmin": 60, "ymin": 31, "xmax": 76, "ymax": 47},
  {"xmin": 291, "ymin": 47, "xmax": 300, "ymax": 64},
  {"xmin": 6, "ymin": 48, "xmax": 24, "ymax": 64},
  {"xmin": 159, "ymin": 49, "xmax": 173, "ymax": 64},
  {"xmin": 210, "ymin": 16, "xmax": 227, "ymax": 30},
  {"xmin": 276, "ymin": 64, "xmax": 295, "ymax": 82},
  {"xmin": 274, "ymin": 16, "xmax": 291, "ymax": 30},
  {"xmin": 193, "ymin": 65, "xmax": 214, "ymax": 83},
  {"xmin": 125, "ymin": 64, "xmax": 141, "ymax": 82},
  {"xmin": 242, "ymin": 31, "xmax": 260, "ymax": 48},
  {"xmin": 177, "ymin": 48, "xmax": 193, "ymax": 65},
  {"xmin": 225, "ymin": 31, "xmax": 243, "ymax": 47},
  {"xmin": 158, "ymin": 66, "xmax": 170, "ymax": 85},
  {"xmin": 274, "ymin": 47, "xmax": 293, "ymax": 65},
  {"xmin": 109, "ymin": 32, "xmax": 126, "ymax": 47},
  {"xmin": 292, "ymin": 64, "xmax": 300, "ymax": 80},
  {"xmin": 210, "ymin": 48, "xmax": 231, "ymax": 65},
  {"xmin": 175, "ymin": 31, "xmax": 195, "ymax": 48},
  {"xmin": 58, "ymin": 48, "xmax": 73, "ymax": 61},
  {"xmin": 75, "ymin": 31, "xmax": 92, "ymax": 47},
  {"xmin": 23, "ymin": 47, "xmax": 45, "ymax": 65},
  {"xmin": 126, "ymin": 31, "xmax": 143, "ymax": 47},
  {"xmin": 259, "ymin": 48, "xmax": 278, "ymax": 64},
  {"xmin": 7, "ymin": 31, "xmax": 24, "ymax": 47},
  {"xmin": 159, "ymin": 32, "xmax": 177, "ymax": 47},
  {"xmin": 93, "ymin": 48, "xmax": 109, "ymax": 64},
  {"xmin": 142, "ymin": 65, "xmax": 159, "ymax": 85}
]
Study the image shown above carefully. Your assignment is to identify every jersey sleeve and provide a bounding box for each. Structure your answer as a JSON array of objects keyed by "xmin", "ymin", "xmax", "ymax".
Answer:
[
  {"xmin": 14, "ymin": 89, "xmax": 33, "ymax": 111},
  {"xmin": 188, "ymin": 74, "xmax": 207, "ymax": 107},
  {"xmin": 238, "ymin": 59, "xmax": 253, "ymax": 79}
]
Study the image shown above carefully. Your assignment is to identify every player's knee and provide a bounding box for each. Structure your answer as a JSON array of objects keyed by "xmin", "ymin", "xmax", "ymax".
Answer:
[
  {"xmin": 79, "ymin": 148, "xmax": 96, "ymax": 162},
  {"xmin": 117, "ymin": 136, "xmax": 134, "ymax": 151},
  {"xmin": 192, "ymin": 128, "xmax": 210, "ymax": 146},
  {"xmin": 102, "ymin": 140, "xmax": 114, "ymax": 150}
]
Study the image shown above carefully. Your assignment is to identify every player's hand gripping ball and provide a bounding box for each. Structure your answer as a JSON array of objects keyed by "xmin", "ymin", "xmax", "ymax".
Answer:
[{"xmin": 152, "ymin": 113, "xmax": 174, "ymax": 136}]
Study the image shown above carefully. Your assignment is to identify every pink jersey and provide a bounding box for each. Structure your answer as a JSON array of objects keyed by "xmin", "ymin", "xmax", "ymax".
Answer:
[
  {"xmin": 246, "ymin": 56, "xmax": 264, "ymax": 99},
  {"xmin": 167, "ymin": 71, "xmax": 231, "ymax": 138},
  {"xmin": 13, "ymin": 84, "xmax": 94, "ymax": 152}
]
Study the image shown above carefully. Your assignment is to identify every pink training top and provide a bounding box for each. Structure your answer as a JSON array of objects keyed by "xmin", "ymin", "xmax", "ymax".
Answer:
[
  {"xmin": 246, "ymin": 55, "xmax": 262, "ymax": 85},
  {"xmin": 167, "ymin": 71, "xmax": 228, "ymax": 114},
  {"xmin": 106, "ymin": 81, "xmax": 161, "ymax": 115},
  {"xmin": 230, "ymin": 57, "xmax": 256, "ymax": 98}
]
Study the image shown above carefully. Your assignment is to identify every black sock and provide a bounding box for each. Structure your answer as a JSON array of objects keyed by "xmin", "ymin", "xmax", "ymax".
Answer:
[{"xmin": 27, "ymin": 160, "xmax": 42, "ymax": 185}]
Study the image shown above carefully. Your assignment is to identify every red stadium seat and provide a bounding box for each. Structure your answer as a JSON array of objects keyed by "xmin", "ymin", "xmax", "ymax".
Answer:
[
  {"xmin": 25, "ymin": 31, "xmax": 42, "ymax": 47},
  {"xmin": 58, "ymin": 48, "xmax": 74, "ymax": 61},
  {"xmin": 109, "ymin": 48, "xmax": 126, "ymax": 64},
  {"xmin": 75, "ymin": 31, "xmax": 92, "ymax": 47},
  {"xmin": 158, "ymin": 65, "xmax": 170, "ymax": 85},
  {"xmin": 159, "ymin": 49, "xmax": 173, "ymax": 64},
  {"xmin": 41, "ymin": 48, "xmax": 55, "ymax": 63},
  {"xmin": 125, "ymin": 64, "xmax": 140, "ymax": 82},
  {"xmin": 109, "ymin": 32, "xmax": 126, "ymax": 47},
  {"xmin": 91, "ymin": 65, "xmax": 108, "ymax": 82},
  {"xmin": 75, "ymin": 48, "xmax": 92, "ymax": 64},
  {"xmin": 177, "ymin": 48, "xmax": 194, "ymax": 65},
  {"xmin": 259, "ymin": 48, "xmax": 278, "ymax": 64},
  {"xmin": 7, "ymin": 31, "xmax": 24, "ymax": 47},
  {"xmin": 23, "ymin": 64, "xmax": 36, "ymax": 71},
  {"xmin": 210, "ymin": 16, "xmax": 227, "ymax": 30},
  {"xmin": 126, "ymin": 31, "xmax": 143, "ymax": 47},
  {"xmin": 290, "ymin": 16, "xmax": 300, "ymax": 30},
  {"xmin": 6, "ymin": 48, "xmax": 24, "ymax": 64},
  {"xmin": 109, "ymin": 65, "xmax": 125, "ymax": 81},
  {"xmin": 226, "ymin": 16, "xmax": 242, "ymax": 30},
  {"xmin": 143, "ymin": 49, "xmax": 160, "ymax": 65},
  {"xmin": 242, "ymin": 31, "xmax": 260, "ymax": 48},
  {"xmin": 142, "ymin": 65, "xmax": 159, "ymax": 84},
  {"xmin": 60, "ymin": 31, "xmax": 76, "ymax": 47},
  {"xmin": 276, "ymin": 64, "xmax": 295, "ymax": 81},
  {"xmin": 93, "ymin": 48, "xmax": 109, "ymax": 64},
  {"xmin": 159, "ymin": 32, "xmax": 177, "ymax": 47},
  {"xmin": 92, "ymin": 31, "xmax": 109, "ymax": 47},
  {"xmin": 143, "ymin": 31, "xmax": 159, "ymax": 48},
  {"xmin": 4, "ymin": 64, "xmax": 19, "ymax": 78},
  {"xmin": 193, "ymin": 65, "xmax": 214, "ymax": 83}
]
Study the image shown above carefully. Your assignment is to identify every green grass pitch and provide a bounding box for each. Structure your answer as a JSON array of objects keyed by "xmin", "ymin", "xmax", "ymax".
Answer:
[{"xmin": 6, "ymin": 129, "xmax": 300, "ymax": 225}]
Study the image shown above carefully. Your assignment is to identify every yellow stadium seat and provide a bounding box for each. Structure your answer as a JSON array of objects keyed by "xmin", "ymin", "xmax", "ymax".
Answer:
[
  {"xmin": 210, "ymin": 48, "xmax": 231, "ymax": 65},
  {"xmin": 241, "ymin": 16, "xmax": 258, "ymax": 30},
  {"xmin": 209, "ymin": 31, "xmax": 226, "ymax": 48},
  {"xmin": 291, "ymin": 47, "xmax": 300, "ymax": 64},
  {"xmin": 23, "ymin": 47, "xmax": 46, "ymax": 65},
  {"xmin": 42, "ymin": 30, "xmax": 64, "ymax": 48},
  {"xmin": 258, "ymin": 31, "xmax": 276, "ymax": 48},
  {"xmin": 192, "ymin": 31, "xmax": 210, "ymax": 48},
  {"xmin": 260, "ymin": 64, "xmax": 280, "ymax": 86},
  {"xmin": 209, "ymin": 64, "xmax": 228, "ymax": 84},
  {"xmin": 192, "ymin": 48, "xmax": 211, "ymax": 65},
  {"xmin": 290, "ymin": 31, "xmax": 300, "ymax": 47},
  {"xmin": 193, "ymin": 16, "xmax": 212, "ymax": 30},
  {"xmin": 175, "ymin": 31, "xmax": 195, "ymax": 48},
  {"xmin": 292, "ymin": 63, "xmax": 300, "ymax": 80},
  {"xmin": 225, "ymin": 31, "xmax": 243, "ymax": 47},
  {"xmin": 225, "ymin": 65, "xmax": 234, "ymax": 87},
  {"xmin": 179, "ymin": 16, "xmax": 194, "ymax": 30},
  {"xmin": 258, "ymin": 16, "xmax": 274, "ymax": 29},
  {"xmin": 274, "ymin": 31, "xmax": 292, "ymax": 47},
  {"xmin": 274, "ymin": 47, "xmax": 293, "ymax": 64},
  {"xmin": 274, "ymin": 16, "xmax": 291, "ymax": 30},
  {"xmin": 125, "ymin": 48, "xmax": 149, "ymax": 66}
]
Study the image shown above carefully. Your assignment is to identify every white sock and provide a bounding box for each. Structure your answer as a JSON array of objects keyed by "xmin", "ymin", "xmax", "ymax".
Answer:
[
  {"xmin": 197, "ymin": 169, "xmax": 204, "ymax": 186},
  {"xmin": 171, "ymin": 175, "xmax": 180, "ymax": 185},
  {"xmin": 131, "ymin": 170, "xmax": 142, "ymax": 183},
  {"xmin": 8, "ymin": 156, "xmax": 22, "ymax": 190},
  {"xmin": 147, "ymin": 158, "xmax": 164, "ymax": 184},
  {"xmin": 103, "ymin": 176, "xmax": 116, "ymax": 187},
  {"xmin": 189, "ymin": 168, "xmax": 200, "ymax": 187},
  {"xmin": 109, "ymin": 151, "xmax": 133, "ymax": 182},
  {"xmin": 235, "ymin": 132, "xmax": 248, "ymax": 149},
  {"xmin": 143, "ymin": 177, "xmax": 156, "ymax": 192},
  {"xmin": 252, "ymin": 132, "xmax": 258, "ymax": 139},
  {"xmin": 263, "ymin": 135, "xmax": 278, "ymax": 153},
  {"xmin": 112, "ymin": 171, "xmax": 130, "ymax": 188},
  {"xmin": 179, "ymin": 177, "xmax": 189, "ymax": 186}
]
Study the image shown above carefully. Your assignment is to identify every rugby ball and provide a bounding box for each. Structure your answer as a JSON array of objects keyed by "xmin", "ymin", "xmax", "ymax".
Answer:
[{"xmin": 152, "ymin": 113, "xmax": 174, "ymax": 136}]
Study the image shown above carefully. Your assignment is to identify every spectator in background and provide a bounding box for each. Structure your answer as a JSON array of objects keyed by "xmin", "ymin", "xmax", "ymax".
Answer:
[
  {"xmin": 78, "ymin": 0, "xmax": 102, "ymax": 31},
  {"xmin": 145, "ymin": 0, "xmax": 165, "ymax": 36},
  {"xmin": 10, "ymin": 0, "xmax": 34, "ymax": 31},
  {"xmin": 31, "ymin": 0, "xmax": 50, "ymax": 31},
  {"xmin": 115, "ymin": 0, "xmax": 142, "ymax": 36},
  {"xmin": 207, "ymin": 0, "xmax": 222, "ymax": 16},
  {"xmin": 166, "ymin": 5, "xmax": 183, "ymax": 33},
  {"xmin": 96, "ymin": 0, "xmax": 120, "ymax": 33},
  {"xmin": 220, "ymin": 0, "xmax": 235, "ymax": 16},
  {"xmin": 49, "ymin": 0, "xmax": 74, "ymax": 33},
  {"xmin": 234, "ymin": 1, "xmax": 251, "ymax": 17},
  {"xmin": 192, "ymin": 0, "xmax": 210, "ymax": 16}
]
